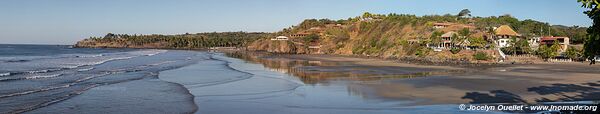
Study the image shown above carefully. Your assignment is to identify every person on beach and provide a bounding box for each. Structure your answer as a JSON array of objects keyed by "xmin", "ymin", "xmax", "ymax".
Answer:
[{"xmin": 590, "ymin": 56, "xmax": 596, "ymax": 65}]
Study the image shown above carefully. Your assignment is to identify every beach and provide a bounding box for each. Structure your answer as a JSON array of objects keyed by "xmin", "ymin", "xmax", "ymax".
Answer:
[
  {"xmin": 230, "ymin": 52, "xmax": 600, "ymax": 105},
  {"xmin": 159, "ymin": 51, "xmax": 599, "ymax": 113},
  {"xmin": 5, "ymin": 45, "xmax": 599, "ymax": 113}
]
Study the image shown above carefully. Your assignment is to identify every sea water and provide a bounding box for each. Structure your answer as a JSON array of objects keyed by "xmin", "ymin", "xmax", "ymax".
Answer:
[{"xmin": 0, "ymin": 44, "xmax": 204, "ymax": 113}]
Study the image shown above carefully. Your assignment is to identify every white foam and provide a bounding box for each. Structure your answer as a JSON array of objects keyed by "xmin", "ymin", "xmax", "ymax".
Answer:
[
  {"xmin": 78, "ymin": 67, "xmax": 95, "ymax": 72},
  {"xmin": 26, "ymin": 74, "xmax": 62, "ymax": 79},
  {"xmin": 0, "ymin": 72, "xmax": 10, "ymax": 77},
  {"xmin": 73, "ymin": 54, "xmax": 104, "ymax": 58},
  {"xmin": 27, "ymin": 69, "xmax": 50, "ymax": 74}
]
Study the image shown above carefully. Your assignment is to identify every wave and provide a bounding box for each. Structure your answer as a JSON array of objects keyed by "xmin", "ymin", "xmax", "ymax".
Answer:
[
  {"xmin": 144, "ymin": 50, "xmax": 167, "ymax": 56},
  {"xmin": 73, "ymin": 54, "xmax": 103, "ymax": 58},
  {"xmin": 78, "ymin": 67, "xmax": 94, "ymax": 72},
  {"xmin": 0, "ymin": 54, "xmax": 103, "ymax": 63},
  {"xmin": 0, "ymin": 72, "xmax": 10, "ymax": 77},
  {"xmin": 26, "ymin": 69, "xmax": 61, "ymax": 74},
  {"xmin": 25, "ymin": 74, "xmax": 63, "ymax": 79},
  {"xmin": 0, "ymin": 85, "xmax": 71, "ymax": 98}
]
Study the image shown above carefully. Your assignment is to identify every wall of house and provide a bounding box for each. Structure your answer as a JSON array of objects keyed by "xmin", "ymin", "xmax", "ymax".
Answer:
[{"xmin": 497, "ymin": 39, "xmax": 510, "ymax": 48}]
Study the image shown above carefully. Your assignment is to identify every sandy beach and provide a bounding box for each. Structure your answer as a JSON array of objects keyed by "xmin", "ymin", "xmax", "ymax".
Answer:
[
  {"xmin": 253, "ymin": 53, "xmax": 600, "ymax": 104},
  {"xmin": 152, "ymin": 51, "xmax": 599, "ymax": 113}
]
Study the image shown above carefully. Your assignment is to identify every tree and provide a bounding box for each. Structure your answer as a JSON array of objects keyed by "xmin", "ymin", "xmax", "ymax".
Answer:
[
  {"xmin": 537, "ymin": 43, "xmax": 559, "ymax": 61},
  {"xmin": 565, "ymin": 46, "xmax": 583, "ymax": 60},
  {"xmin": 473, "ymin": 51, "xmax": 490, "ymax": 60},
  {"xmin": 578, "ymin": 0, "xmax": 600, "ymax": 63},
  {"xmin": 453, "ymin": 28, "xmax": 470, "ymax": 47},
  {"xmin": 303, "ymin": 34, "xmax": 320, "ymax": 43},
  {"xmin": 458, "ymin": 9, "xmax": 472, "ymax": 17},
  {"xmin": 362, "ymin": 12, "xmax": 373, "ymax": 19},
  {"xmin": 468, "ymin": 37, "xmax": 487, "ymax": 49},
  {"xmin": 430, "ymin": 31, "xmax": 443, "ymax": 47}
]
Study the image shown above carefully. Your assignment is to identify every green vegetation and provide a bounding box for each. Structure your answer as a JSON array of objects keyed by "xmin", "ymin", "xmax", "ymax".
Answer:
[
  {"xmin": 76, "ymin": 9, "xmax": 591, "ymax": 63},
  {"xmin": 536, "ymin": 41, "xmax": 561, "ymax": 60},
  {"xmin": 254, "ymin": 11, "xmax": 588, "ymax": 59},
  {"xmin": 458, "ymin": 9, "xmax": 472, "ymax": 17},
  {"xmin": 473, "ymin": 52, "xmax": 490, "ymax": 60},
  {"xmin": 450, "ymin": 47, "xmax": 462, "ymax": 54},
  {"xmin": 502, "ymin": 37, "xmax": 531, "ymax": 55},
  {"xmin": 579, "ymin": 0, "xmax": 600, "ymax": 62},
  {"xmin": 565, "ymin": 46, "xmax": 584, "ymax": 60},
  {"xmin": 302, "ymin": 34, "xmax": 320, "ymax": 43},
  {"xmin": 415, "ymin": 47, "xmax": 432, "ymax": 57},
  {"xmin": 78, "ymin": 32, "xmax": 270, "ymax": 48},
  {"xmin": 468, "ymin": 37, "xmax": 487, "ymax": 49}
]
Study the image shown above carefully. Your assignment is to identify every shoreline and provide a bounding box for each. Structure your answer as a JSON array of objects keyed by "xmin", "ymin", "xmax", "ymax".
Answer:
[
  {"xmin": 25, "ymin": 75, "xmax": 198, "ymax": 114},
  {"xmin": 224, "ymin": 51, "xmax": 600, "ymax": 105},
  {"xmin": 17, "ymin": 50, "xmax": 204, "ymax": 114},
  {"xmin": 72, "ymin": 46, "xmax": 595, "ymax": 69},
  {"xmin": 155, "ymin": 51, "xmax": 600, "ymax": 113},
  {"xmin": 29, "ymin": 48, "xmax": 600, "ymax": 113}
]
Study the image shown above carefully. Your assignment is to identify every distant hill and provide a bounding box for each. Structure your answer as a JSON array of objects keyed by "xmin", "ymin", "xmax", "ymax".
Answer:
[{"xmin": 75, "ymin": 32, "xmax": 271, "ymax": 49}]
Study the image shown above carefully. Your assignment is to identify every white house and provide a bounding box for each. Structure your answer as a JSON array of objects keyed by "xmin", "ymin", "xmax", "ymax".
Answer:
[
  {"xmin": 494, "ymin": 25, "xmax": 521, "ymax": 48},
  {"xmin": 528, "ymin": 37, "xmax": 541, "ymax": 48},
  {"xmin": 271, "ymin": 36, "xmax": 289, "ymax": 41},
  {"xmin": 433, "ymin": 23, "xmax": 453, "ymax": 29}
]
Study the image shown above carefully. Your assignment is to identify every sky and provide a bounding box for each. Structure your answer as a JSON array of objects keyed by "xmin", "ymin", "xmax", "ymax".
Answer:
[{"xmin": 0, "ymin": 0, "xmax": 592, "ymax": 45}]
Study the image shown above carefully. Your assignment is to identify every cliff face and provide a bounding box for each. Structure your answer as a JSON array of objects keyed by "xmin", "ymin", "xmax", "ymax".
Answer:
[{"xmin": 247, "ymin": 39, "xmax": 308, "ymax": 54}]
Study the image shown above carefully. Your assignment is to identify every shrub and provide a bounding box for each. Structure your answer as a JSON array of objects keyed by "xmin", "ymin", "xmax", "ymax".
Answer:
[
  {"xmin": 450, "ymin": 47, "xmax": 462, "ymax": 54},
  {"xmin": 302, "ymin": 34, "xmax": 320, "ymax": 43},
  {"xmin": 415, "ymin": 47, "xmax": 432, "ymax": 57},
  {"xmin": 565, "ymin": 46, "xmax": 582, "ymax": 60},
  {"xmin": 473, "ymin": 52, "xmax": 489, "ymax": 60}
]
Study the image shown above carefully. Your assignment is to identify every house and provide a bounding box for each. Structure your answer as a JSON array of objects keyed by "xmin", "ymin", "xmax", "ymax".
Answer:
[
  {"xmin": 325, "ymin": 24, "xmax": 345, "ymax": 28},
  {"xmin": 271, "ymin": 36, "xmax": 289, "ymax": 41},
  {"xmin": 291, "ymin": 32, "xmax": 311, "ymax": 38},
  {"xmin": 291, "ymin": 27, "xmax": 326, "ymax": 38},
  {"xmin": 439, "ymin": 31, "xmax": 458, "ymax": 48},
  {"xmin": 540, "ymin": 36, "xmax": 570, "ymax": 52},
  {"xmin": 494, "ymin": 25, "xmax": 521, "ymax": 48},
  {"xmin": 528, "ymin": 37, "xmax": 541, "ymax": 48},
  {"xmin": 433, "ymin": 23, "xmax": 454, "ymax": 29}
]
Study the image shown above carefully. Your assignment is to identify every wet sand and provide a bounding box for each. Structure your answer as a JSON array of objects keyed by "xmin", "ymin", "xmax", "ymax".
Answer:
[
  {"xmin": 266, "ymin": 54, "xmax": 600, "ymax": 105},
  {"xmin": 156, "ymin": 53, "xmax": 503, "ymax": 113},
  {"xmin": 25, "ymin": 77, "xmax": 197, "ymax": 114}
]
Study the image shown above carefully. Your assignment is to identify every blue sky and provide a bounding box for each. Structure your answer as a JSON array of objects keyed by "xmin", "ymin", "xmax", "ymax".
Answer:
[{"xmin": 0, "ymin": 0, "xmax": 592, "ymax": 44}]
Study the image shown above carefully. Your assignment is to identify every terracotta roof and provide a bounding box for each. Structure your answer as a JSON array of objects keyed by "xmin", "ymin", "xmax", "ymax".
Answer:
[{"xmin": 495, "ymin": 25, "xmax": 520, "ymax": 36}]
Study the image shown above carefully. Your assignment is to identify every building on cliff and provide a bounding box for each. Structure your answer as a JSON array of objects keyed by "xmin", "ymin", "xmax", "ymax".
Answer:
[{"xmin": 271, "ymin": 36, "xmax": 289, "ymax": 41}]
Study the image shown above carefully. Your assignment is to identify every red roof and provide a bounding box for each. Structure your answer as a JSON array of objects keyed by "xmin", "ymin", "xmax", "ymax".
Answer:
[{"xmin": 540, "ymin": 36, "xmax": 568, "ymax": 41}]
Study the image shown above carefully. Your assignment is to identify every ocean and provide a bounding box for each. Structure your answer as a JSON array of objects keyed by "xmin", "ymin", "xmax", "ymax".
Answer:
[{"xmin": 0, "ymin": 44, "xmax": 204, "ymax": 113}]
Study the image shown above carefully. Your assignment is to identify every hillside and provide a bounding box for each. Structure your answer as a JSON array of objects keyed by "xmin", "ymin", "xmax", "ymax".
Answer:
[
  {"xmin": 248, "ymin": 12, "xmax": 588, "ymax": 62},
  {"xmin": 75, "ymin": 12, "xmax": 588, "ymax": 63}
]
